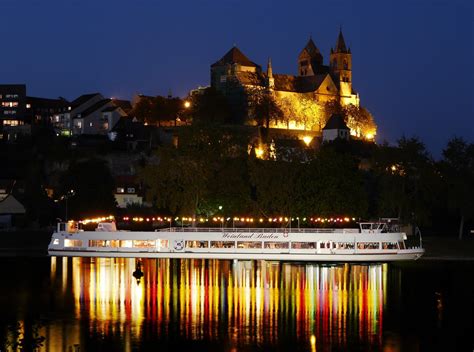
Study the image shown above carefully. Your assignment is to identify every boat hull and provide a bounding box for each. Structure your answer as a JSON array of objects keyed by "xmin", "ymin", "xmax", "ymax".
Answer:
[{"xmin": 48, "ymin": 249, "xmax": 424, "ymax": 262}]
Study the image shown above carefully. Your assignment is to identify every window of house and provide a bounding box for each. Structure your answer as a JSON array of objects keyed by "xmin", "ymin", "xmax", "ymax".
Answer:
[
  {"xmin": 3, "ymin": 120, "xmax": 20, "ymax": 126},
  {"xmin": 89, "ymin": 122, "xmax": 93, "ymax": 127},
  {"xmin": 127, "ymin": 187, "xmax": 135, "ymax": 193},
  {"xmin": 1, "ymin": 102, "xmax": 18, "ymax": 107},
  {"xmin": 116, "ymin": 187, "xmax": 125, "ymax": 193}
]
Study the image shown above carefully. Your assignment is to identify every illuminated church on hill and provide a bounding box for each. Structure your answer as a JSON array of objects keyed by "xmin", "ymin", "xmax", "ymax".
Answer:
[{"xmin": 210, "ymin": 29, "xmax": 376, "ymax": 139}]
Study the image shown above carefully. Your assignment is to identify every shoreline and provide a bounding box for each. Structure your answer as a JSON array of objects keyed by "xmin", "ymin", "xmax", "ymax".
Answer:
[{"xmin": 0, "ymin": 231, "xmax": 473, "ymax": 260}]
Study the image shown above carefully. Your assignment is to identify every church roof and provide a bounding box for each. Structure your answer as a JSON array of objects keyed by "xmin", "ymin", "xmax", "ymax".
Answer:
[
  {"xmin": 211, "ymin": 47, "xmax": 260, "ymax": 68},
  {"xmin": 273, "ymin": 74, "xmax": 328, "ymax": 93},
  {"xmin": 302, "ymin": 38, "xmax": 323, "ymax": 59},
  {"xmin": 234, "ymin": 71, "xmax": 332, "ymax": 94},
  {"xmin": 322, "ymin": 114, "xmax": 350, "ymax": 130}
]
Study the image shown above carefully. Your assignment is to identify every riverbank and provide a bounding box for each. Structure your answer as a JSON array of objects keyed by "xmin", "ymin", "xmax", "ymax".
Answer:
[
  {"xmin": 0, "ymin": 230, "xmax": 51, "ymax": 257},
  {"xmin": 0, "ymin": 231, "xmax": 473, "ymax": 260},
  {"xmin": 421, "ymin": 236, "xmax": 474, "ymax": 261}
]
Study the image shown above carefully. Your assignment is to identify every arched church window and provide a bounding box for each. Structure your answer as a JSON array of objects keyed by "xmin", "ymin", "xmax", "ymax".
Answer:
[
  {"xmin": 343, "ymin": 59, "xmax": 348, "ymax": 70},
  {"xmin": 332, "ymin": 60, "xmax": 337, "ymax": 67}
]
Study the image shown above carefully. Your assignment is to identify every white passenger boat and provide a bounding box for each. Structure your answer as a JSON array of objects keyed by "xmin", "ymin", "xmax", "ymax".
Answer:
[{"xmin": 48, "ymin": 220, "xmax": 424, "ymax": 262}]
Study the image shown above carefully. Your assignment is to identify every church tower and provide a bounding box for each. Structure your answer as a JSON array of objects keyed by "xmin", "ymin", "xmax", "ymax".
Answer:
[
  {"xmin": 298, "ymin": 37, "xmax": 323, "ymax": 76},
  {"xmin": 330, "ymin": 29, "xmax": 353, "ymax": 105}
]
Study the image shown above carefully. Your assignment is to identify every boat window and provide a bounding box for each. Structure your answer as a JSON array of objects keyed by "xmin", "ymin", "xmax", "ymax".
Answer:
[
  {"xmin": 319, "ymin": 242, "xmax": 333, "ymax": 249},
  {"xmin": 133, "ymin": 240, "xmax": 156, "ymax": 248},
  {"xmin": 264, "ymin": 242, "xmax": 289, "ymax": 249},
  {"xmin": 356, "ymin": 242, "xmax": 380, "ymax": 250},
  {"xmin": 109, "ymin": 240, "xmax": 120, "ymax": 247},
  {"xmin": 158, "ymin": 239, "xmax": 169, "ymax": 249},
  {"xmin": 89, "ymin": 240, "xmax": 108, "ymax": 247},
  {"xmin": 291, "ymin": 242, "xmax": 316, "ymax": 249},
  {"xmin": 53, "ymin": 238, "xmax": 60, "ymax": 245},
  {"xmin": 335, "ymin": 242, "xmax": 355, "ymax": 249},
  {"xmin": 65, "ymin": 239, "xmax": 83, "ymax": 247},
  {"xmin": 360, "ymin": 224, "xmax": 371, "ymax": 230},
  {"xmin": 237, "ymin": 241, "xmax": 262, "ymax": 249},
  {"xmin": 211, "ymin": 241, "xmax": 235, "ymax": 248},
  {"xmin": 186, "ymin": 240, "xmax": 209, "ymax": 248},
  {"xmin": 398, "ymin": 241, "xmax": 406, "ymax": 249},
  {"xmin": 120, "ymin": 240, "xmax": 133, "ymax": 248},
  {"xmin": 382, "ymin": 242, "xmax": 398, "ymax": 249}
]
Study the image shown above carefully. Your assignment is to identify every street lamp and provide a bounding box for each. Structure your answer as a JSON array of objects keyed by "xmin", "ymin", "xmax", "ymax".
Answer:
[{"xmin": 64, "ymin": 189, "xmax": 75, "ymax": 221}]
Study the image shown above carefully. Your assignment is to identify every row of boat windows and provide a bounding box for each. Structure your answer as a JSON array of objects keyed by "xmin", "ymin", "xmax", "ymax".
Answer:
[{"xmin": 62, "ymin": 239, "xmax": 402, "ymax": 250}]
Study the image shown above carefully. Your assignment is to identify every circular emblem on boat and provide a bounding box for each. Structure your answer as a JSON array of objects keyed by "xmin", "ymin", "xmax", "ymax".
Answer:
[{"xmin": 173, "ymin": 239, "xmax": 184, "ymax": 251}]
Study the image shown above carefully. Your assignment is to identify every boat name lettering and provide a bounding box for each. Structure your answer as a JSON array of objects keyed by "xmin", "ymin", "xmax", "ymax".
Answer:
[{"xmin": 222, "ymin": 233, "xmax": 279, "ymax": 239}]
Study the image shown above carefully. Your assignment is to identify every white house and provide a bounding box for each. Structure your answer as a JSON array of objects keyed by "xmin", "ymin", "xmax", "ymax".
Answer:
[{"xmin": 322, "ymin": 114, "xmax": 350, "ymax": 143}]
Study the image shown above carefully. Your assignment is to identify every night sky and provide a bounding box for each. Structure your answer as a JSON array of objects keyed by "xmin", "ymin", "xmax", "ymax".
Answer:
[{"xmin": 1, "ymin": 0, "xmax": 472, "ymax": 156}]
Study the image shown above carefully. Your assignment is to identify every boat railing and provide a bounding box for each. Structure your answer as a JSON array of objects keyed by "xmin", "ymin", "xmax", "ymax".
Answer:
[
  {"xmin": 156, "ymin": 227, "xmax": 361, "ymax": 234},
  {"xmin": 57, "ymin": 222, "xmax": 80, "ymax": 234}
]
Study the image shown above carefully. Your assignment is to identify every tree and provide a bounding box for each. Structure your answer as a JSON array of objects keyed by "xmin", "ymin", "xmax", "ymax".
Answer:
[
  {"xmin": 152, "ymin": 96, "xmax": 183, "ymax": 126},
  {"xmin": 322, "ymin": 101, "xmax": 377, "ymax": 138},
  {"xmin": 246, "ymin": 88, "xmax": 284, "ymax": 128},
  {"xmin": 439, "ymin": 138, "xmax": 474, "ymax": 239},
  {"xmin": 371, "ymin": 137, "xmax": 438, "ymax": 227},
  {"xmin": 189, "ymin": 87, "xmax": 232, "ymax": 126},
  {"xmin": 138, "ymin": 124, "xmax": 252, "ymax": 216},
  {"xmin": 60, "ymin": 159, "xmax": 116, "ymax": 219},
  {"xmin": 131, "ymin": 97, "xmax": 153, "ymax": 123},
  {"xmin": 301, "ymin": 147, "xmax": 369, "ymax": 217}
]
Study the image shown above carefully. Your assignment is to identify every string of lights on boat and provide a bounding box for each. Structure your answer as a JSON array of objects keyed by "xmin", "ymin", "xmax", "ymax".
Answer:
[{"xmin": 78, "ymin": 215, "xmax": 357, "ymax": 225}]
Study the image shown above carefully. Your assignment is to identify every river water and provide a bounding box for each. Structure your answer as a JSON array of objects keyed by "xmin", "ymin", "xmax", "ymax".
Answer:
[{"xmin": 0, "ymin": 257, "xmax": 472, "ymax": 351}]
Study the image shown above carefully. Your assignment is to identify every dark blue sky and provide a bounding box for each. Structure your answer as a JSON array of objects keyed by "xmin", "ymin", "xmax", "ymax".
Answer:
[{"xmin": 1, "ymin": 0, "xmax": 472, "ymax": 156}]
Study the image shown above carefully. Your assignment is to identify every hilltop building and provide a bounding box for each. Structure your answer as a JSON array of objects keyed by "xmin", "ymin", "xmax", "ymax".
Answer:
[{"xmin": 210, "ymin": 29, "xmax": 375, "ymax": 139}]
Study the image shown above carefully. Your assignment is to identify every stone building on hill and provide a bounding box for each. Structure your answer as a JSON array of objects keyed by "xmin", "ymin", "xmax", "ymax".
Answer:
[{"xmin": 210, "ymin": 29, "xmax": 376, "ymax": 139}]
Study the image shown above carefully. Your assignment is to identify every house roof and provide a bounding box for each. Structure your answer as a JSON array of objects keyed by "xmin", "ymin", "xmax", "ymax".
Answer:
[
  {"xmin": 26, "ymin": 96, "xmax": 70, "ymax": 108},
  {"xmin": 76, "ymin": 99, "xmax": 111, "ymax": 118},
  {"xmin": 71, "ymin": 93, "xmax": 101, "ymax": 109},
  {"xmin": 322, "ymin": 113, "xmax": 350, "ymax": 130},
  {"xmin": 102, "ymin": 106, "xmax": 119, "ymax": 113},
  {"xmin": 211, "ymin": 46, "xmax": 260, "ymax": 68},
  {"xmin": 0, "ymin": 195, "xmax": 26, "ymax": 214},
  {"xmin": 111, "ymin": 99, "xmax": 132, "ymax": 113}
]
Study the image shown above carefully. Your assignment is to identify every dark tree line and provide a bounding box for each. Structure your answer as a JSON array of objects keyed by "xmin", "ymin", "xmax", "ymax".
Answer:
[{"xmin": 138, "ymin": 123, "xmax": 474, "ymax": 237}]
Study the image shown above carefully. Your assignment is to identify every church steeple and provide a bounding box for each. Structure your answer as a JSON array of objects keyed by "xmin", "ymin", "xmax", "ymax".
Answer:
[
  {"xmin": 267, "ymin": 57, "xmax": 274, "ymax": 89},
  {"xmin": 334, "ymin": 27, "xmax": 349, "ymax": 53},
  {"xmin": 330, "ymin": 28, "xmax": 353, "ymax": 105}
]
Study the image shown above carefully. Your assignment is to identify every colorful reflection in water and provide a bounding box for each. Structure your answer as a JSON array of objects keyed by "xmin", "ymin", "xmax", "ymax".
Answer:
[{"xmin": 38, "ymin": 258, "xmax": 387, "ymax": 351}]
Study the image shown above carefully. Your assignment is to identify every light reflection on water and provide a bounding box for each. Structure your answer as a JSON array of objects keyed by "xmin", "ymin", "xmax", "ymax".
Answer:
[{"xmin": 38, "ymin": 258, "xmax": 387, "ymax": 351}]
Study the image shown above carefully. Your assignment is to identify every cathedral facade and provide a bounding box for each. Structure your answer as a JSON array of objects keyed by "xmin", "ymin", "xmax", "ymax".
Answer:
[{"xmin": 210, "ymin": 30, "xmax": 374, "ymax": 138}]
